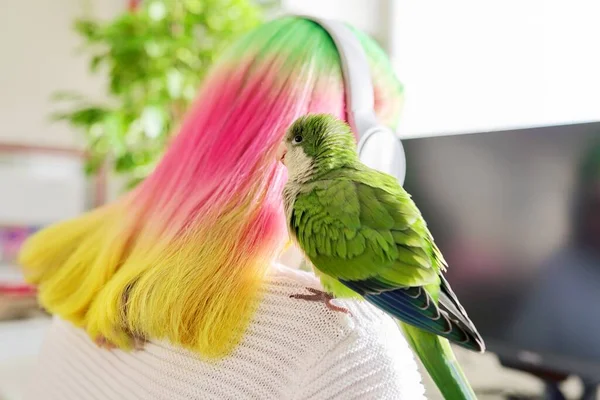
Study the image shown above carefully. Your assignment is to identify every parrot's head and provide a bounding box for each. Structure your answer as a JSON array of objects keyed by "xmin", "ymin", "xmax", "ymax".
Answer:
[{"xmin": 277, "ymin": 113, "xmax": 358, "ymax": 182}]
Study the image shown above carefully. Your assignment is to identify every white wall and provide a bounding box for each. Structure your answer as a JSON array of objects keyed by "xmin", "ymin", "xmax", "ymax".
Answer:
[
  {"xmin": 0, "ymin": 0, "xmax": 123, "ymax": 149},
  {"xmin": 390, "ymin": 0, "xmax": 600, "ymax": 138},
  {"xmin": 280, "ymin": 0, "xmax": 390, "ymax": 47}
]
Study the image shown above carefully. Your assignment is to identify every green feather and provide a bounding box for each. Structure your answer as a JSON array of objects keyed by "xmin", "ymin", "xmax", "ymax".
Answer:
[{"xmin": 291, "ymin": 167, "xmax": 438, "ymax": 284}]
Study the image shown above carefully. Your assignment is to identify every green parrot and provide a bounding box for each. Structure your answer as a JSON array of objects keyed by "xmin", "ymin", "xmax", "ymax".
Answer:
[{"xmin": 277, "ymin": 114, "xmax": 485, "ymax": 400}]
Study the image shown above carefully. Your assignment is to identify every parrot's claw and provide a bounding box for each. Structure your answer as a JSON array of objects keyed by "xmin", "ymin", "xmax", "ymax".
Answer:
[{"xmin": 290, "ymin": 287, "xmax": 351, "ymax": 315}]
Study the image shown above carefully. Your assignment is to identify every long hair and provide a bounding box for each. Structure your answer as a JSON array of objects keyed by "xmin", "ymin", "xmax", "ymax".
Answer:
[{"xmin": 19, "ymin": 17, "xmax": 403, "ymax": 358}]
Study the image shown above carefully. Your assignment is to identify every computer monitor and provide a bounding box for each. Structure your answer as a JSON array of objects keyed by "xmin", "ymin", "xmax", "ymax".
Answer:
[{"xmin": 402, "ymin": 122, "xmax": 600, "ymax": 378}]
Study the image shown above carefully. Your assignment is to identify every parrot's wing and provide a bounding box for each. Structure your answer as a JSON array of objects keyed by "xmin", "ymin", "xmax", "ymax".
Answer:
[
  {"xmin": 341, "ymin": 275, "xmax": 484, "ymax": 352},
  {"xmin": 291, "ymin": 168, "xmax": 484, "ymax": 352}
]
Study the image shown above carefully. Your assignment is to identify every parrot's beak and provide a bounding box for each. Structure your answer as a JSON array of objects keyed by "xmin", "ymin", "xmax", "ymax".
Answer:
[{"xmin": 277, "ymin": 142, "xmax": 287, "ymax": 165}]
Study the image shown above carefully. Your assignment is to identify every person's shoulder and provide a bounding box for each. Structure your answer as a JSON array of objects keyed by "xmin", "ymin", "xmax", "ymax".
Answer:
[
  {"xmin": 265, "ymin": 264, "xmax": 426, "ymax": 400},
  {"xmin": 264, "ymin": 264, "xmax": 402, "ymax": 344}
]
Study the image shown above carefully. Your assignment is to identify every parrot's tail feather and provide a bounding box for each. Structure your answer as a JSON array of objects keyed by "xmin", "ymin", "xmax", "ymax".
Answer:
[
  {"xmin": 401, "ymin": 323, "xmax": 478, "ymax": 400},
  {"xmin": 363, "ymin": 286, "xmax": 485, "ymax": 352},
  {"xmin": 438, "ymin": 275, "xmax": 486, "ymax": 352}
]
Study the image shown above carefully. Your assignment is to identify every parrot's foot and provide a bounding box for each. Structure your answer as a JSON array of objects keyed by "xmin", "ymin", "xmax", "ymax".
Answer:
[
  {"xmin": 93, "ymin": 334, "xmax": 146, "ymax": 351},
  {"xmin": 290, "ymin": 287, "xmax": 350, "ymax": 315}
]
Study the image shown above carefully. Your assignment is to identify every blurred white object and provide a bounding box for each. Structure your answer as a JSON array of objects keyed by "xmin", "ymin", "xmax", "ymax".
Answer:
[
  {"xmin": 358, "ymin": 127, "xmax": 406, "ymax": 185},
  {"xmin": 0, "ymin": 317, "xmax": 49, "ymax": 364},
  {"xmin": 0, "ymin": 317, "xmax": 51, "ymax": 400},
  {"xmin": 0, "ymin": 150, "xmax": 88, "ymax": 225}
]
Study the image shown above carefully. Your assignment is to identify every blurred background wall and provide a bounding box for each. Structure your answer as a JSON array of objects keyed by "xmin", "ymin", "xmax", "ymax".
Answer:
[{"xmin": 0, "ymin": 0, "xmax": 124, "ymax": 149}]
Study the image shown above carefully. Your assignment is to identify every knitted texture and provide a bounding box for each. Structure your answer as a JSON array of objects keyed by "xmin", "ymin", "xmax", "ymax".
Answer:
[{"xmin": 26, "ymin": 264, "xmax": 426, "ymax": 400}]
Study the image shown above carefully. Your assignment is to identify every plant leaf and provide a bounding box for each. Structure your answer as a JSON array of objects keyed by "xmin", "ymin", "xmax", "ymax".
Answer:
[{"xmin": 51, "ymin": 0, "xmax": 266, "ymax": 193}]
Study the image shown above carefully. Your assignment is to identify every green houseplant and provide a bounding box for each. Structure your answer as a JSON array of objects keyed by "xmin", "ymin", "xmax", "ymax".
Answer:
[{"xmin": 53, "ymin": 0, "xmax": 269, "ymax": 188}]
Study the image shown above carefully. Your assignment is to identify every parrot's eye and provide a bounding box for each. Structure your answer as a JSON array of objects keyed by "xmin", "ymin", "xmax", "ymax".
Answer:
[{"xmin": 292, "ymin": 135, "xmax": 303, "ymax": 144}]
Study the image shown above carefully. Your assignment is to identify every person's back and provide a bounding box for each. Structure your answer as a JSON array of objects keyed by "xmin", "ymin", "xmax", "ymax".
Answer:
[
  {"xmin": 28, "ymin": 264, "xmax": 425, "ymax": 400},
  {"xmin": 19, "ymin": 16, "xmax": 420, "ymax": 399}
]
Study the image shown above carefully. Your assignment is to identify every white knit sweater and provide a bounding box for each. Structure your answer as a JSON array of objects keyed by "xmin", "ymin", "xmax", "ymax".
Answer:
[{"xmin": 25, "ymin": 264, "xmax": 426, "ymax": 400}]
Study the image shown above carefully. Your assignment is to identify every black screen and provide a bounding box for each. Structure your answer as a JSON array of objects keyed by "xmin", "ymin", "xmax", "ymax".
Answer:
[{"xmin": 402, "ymin": 122, "xmax": 600, "ymax": 375}]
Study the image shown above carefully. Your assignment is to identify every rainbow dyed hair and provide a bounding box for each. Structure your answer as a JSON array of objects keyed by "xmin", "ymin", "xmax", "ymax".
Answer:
[{"xmin": 19, "ymin": 17, "xmax": 403, "ymax": 357}]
